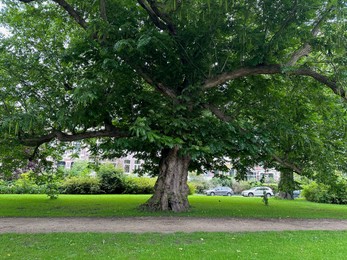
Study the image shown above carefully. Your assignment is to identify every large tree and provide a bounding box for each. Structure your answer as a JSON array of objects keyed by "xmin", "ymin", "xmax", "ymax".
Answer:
[{"xmin": 1, "ymin": 0, "xmax": 347, "ymax": 211}]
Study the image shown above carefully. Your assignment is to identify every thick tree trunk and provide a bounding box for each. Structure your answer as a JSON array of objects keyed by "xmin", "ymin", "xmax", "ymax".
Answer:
[
  {"xmin": 278, "ymin": 169, "xmax": 295, "ymax": 200},
  {"xmin": 140, "ymin": 146, "xmax": 191, "ymax": 212}
]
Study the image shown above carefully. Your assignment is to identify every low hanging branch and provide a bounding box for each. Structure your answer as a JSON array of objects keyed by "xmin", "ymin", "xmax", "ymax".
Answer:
[{"xmin": 20, "ymin": 128, "xmax": 130, "ymax": 147}]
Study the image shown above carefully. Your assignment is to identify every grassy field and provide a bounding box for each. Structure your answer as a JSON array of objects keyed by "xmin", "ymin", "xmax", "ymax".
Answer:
[
  {"xmin": 1, "ymin": 195, "xmax": 346, "ymax": 259},
  {"xmin": 1, "ymin": 231, "xmax": 346, "ymax": 259},
  {"xmin": 0, "ymin": 194, "xmax": 346, "ymax": 219}
]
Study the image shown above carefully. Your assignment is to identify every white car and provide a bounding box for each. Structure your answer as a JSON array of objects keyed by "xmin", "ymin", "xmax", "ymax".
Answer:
[{"xmin": 241, "ymin": 187, "xmax": 274, "ymax": 197}]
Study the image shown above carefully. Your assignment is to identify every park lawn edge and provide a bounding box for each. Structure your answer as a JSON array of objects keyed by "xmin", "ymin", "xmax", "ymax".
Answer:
[{"xmin": 0, "ymin": 194, "xmax": 347, "ymax": 219}]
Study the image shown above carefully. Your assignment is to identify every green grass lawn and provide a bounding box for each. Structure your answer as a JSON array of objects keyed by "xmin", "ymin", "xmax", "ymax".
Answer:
[
  {"xmin": 0, "ymin": 194, "xmax": 346, "ymax": 219},
  {"xmin": 1, "ymin": 231, "xmax": 346, "ymax": 259},
  {"xmin": 1, "ymin": 195, "xmax": 346, "ymax": 259}
]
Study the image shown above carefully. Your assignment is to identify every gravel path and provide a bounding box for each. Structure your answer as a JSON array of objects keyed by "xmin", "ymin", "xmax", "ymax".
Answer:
[{"xmin": 1, "ymin": 217, "xmax": 347, "ymax": 233}]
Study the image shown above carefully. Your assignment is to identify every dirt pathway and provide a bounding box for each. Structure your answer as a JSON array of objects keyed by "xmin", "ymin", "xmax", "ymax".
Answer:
[{"xmin": 1, "ymin": 217, "xmax": 347, "ymax": 233}]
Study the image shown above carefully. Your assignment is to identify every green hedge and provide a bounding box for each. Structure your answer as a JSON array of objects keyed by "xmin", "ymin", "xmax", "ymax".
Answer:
[
  {"xmin": 124, "ymin": 176, "xmax": 156, "ymax": 194},
  {"xmin": 60, "ymin": 177, "xmax": 101, "ymax": 194}
]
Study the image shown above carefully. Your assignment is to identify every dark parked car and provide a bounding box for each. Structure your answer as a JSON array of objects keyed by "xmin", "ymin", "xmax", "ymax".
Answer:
[{"xmin": 205, "ymin": 187, "xmax": 234, "ymax": 196}]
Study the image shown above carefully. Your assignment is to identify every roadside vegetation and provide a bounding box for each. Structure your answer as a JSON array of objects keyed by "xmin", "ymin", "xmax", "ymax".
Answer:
[{"xmin": 1, "ymin": 231, "xmax": 346, "ymax": 260}]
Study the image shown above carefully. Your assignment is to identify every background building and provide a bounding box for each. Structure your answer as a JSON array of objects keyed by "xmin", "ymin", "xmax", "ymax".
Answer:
[
  {"xmin": 58, "ymin": 143, "xmax": 141, "ymax": 174},
  {"xmin": 59, "ymin": 143, "xmax": 280, "ymax": 181}
]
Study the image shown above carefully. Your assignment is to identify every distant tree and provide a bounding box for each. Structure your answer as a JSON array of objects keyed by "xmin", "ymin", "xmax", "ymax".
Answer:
[{"xmin": 1, "ymin": 1, "xmax": 347, "ymax": 211}]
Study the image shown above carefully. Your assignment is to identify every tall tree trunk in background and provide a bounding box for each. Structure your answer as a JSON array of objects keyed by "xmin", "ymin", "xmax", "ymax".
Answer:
[
  {"xmin": 278, "ymin": 169, "xmax": 295, "ymax": 199},
  {"xmin": 140, "ymin": 146, "xmax": 191, "ymax": 212}
]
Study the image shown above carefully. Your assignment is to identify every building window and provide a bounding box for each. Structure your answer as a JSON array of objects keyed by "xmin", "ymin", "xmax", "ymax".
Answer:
[
  {"xmin": 57, "ymin": 161, "xmax": 66, "ymax": 168},
  {"xmin": 124, "ymin": 159, "xmax": 131, "ymax": 173},
  {"xmin": 134, "ymin": 160, "xmax": 141, "ymax": 171},
  {"xmin": 246, "ymin": 171, "xmax": 256, "ymax": 181}
]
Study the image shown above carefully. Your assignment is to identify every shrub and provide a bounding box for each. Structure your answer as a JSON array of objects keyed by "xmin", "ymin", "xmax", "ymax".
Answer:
[
  {"xmin": 123, "ymin": 176, "xmax": 156, "ymax": 194},
  {"xmin": 266, "ymin": 183, "xmax": 279, "ymax": 194},
  {"xmin": 211, "ymin": 174, "xmax": 233, "ymax": 188},
  {"xmin": 188, "ymin": 172, "xmax": 232, "ymax": 194},
  {"xmin": 0, "ymin": 182, "xmax": 45, "ymax": 194},
  {"xmin": 329, "ymin": 179, "xmax": 347, "ymax": 204},
  {"xmin": 32, "ymin": 171, "xmax": 63, "ymax": 199},
  {"xmin": 0, "ymin": 173, "xmax": 46, "ymax": 194},
  {"xmin": 122, "ymin": 176, "xmax": 195, "ymax": 195},
  {"xmin": 191, "ymin": 180, "xmax": 210, "ymax": 194},
  {"xmin": 188, "ymin": 173, "xmax": 211, "ymax": 194},
  {"xmin": 187, "ymin": 182, "xmax": 196, "ymax": 195},
  {"xmin": 97, "ymin": 164, "xmax": 127, "ymax": 194},
  {"xmin": 60, "ymin": 176, "xmax": 101, "ymax": 194},
  {"xmin": 302, "ymin": 180, "xmax": 347, "ymax": 204},
  {"xmin": 232, "ymin": 181, "xmax": 252, "ymax": 194}
]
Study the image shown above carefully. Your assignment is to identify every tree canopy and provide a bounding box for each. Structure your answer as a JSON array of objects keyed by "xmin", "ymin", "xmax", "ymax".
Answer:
[{"xmin": 1, "ymin": 0, "xmax": 347, "ymax": 211}]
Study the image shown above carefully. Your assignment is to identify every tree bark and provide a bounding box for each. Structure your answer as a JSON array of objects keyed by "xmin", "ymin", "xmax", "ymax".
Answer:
[
  {"xmin": 140, "ymin": 146, "xmax": 191, "ymax": 212},
  {"xmin": 278, "ymin": 169, "xmax": 295, "ymax": 200}
]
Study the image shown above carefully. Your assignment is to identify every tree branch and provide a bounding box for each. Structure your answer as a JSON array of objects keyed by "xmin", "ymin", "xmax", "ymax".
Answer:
[
  {"xmin": 137, "ymin": 0, "xmax": 167, "ymax": 31},
  {"xmin": 203, "ymin": 65, "xmax": 282, "ymax": 90},
  {"xmin": 203, "ymin": 104, "xmax": 234, "ymax": 122},
  {"xmin": 272, "ymin": 155, "xmax": 302, "ymax": 174},
  {"xmin": 20, "ymin": 128, "xmax": 129, "ymax": 147},
  {"xmin": 99, "ymin": 0, "xmax": 107, "ymax": 22},
  {"xmin": 204, "ymin": 104, "xmax": 303, "ymax": 174},
  {"xmin": 286, "ymin": 6, "xmax": 334, "ymax": 66},
  {"xmin": 137, "ymin": 0, "xmax": 177, "ymax": 35},
  {"xmin": 291, "ymin": 68, "xmax": 345, "ymax": 98},
  {"xmin": 53, "ymin": 0, "xmax": 88, "ymax": 30},
  {"xmin": 136, "ymin": 68, "xmax": 178, "ymax": 99},
  {"xmin": 203, "ymin": 64, "xmax": 346, "ymax": 100},
  {"xmin": 146, "ymin": 0, "xmax": 177, "ymax": 35},
  {"xmin": 19, "ymin": 0, "xmax": 88, "ymax": 30}
]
